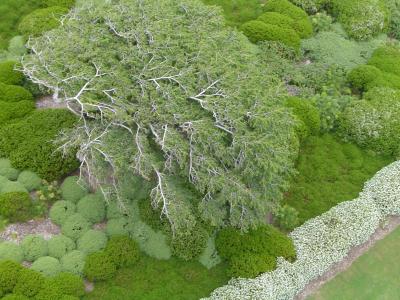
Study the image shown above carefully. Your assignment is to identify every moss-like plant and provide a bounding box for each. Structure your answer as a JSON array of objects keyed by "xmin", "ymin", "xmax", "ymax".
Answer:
[
  {"xmin": 0, "ymin": 260, "xmax": 24, "ymax": 295},
  {"xmin": 0, "ymin": 192, "xmax": 33, "ymax": 222},
  {"xmin": 21, "ymin": 235, "xmax": 48, "ymax": 262},
  {"xmin": 47, "ymin": 272, "xmax": 85, "ymax": 297},
  {"xmin": 49, "ymin": 200, "xmax": 76, "ymax": 226},
  {"xmin": 60, "ymin": 250, "xmax": 85, "ymax": 276},
  {"xmin": 104, "ymin": 236, "xmax": 140, "ymax": 268},
  {"xmin": 17, "ymin": 171, "xmax": 42, "ymax": 191},
  {"xmin": 0, "ymin": 61, "xmax": 24, "ymax": 85},
  {"xmin": 31, "ymin": 256, "xmax": 62, "ymax": 277},
  {"xmin": 47, "ymin": 235, "xmax": 75, "ymax": 259},
  {"xmin": 83, "ymin": 251, "xmax": 116, "ymax": 282},
  {"xmin": 76, "ymin": 194, "xmax": 105, "ymax": 224},
  {"xmin": 0, "ymin": 243, "xmax": 23, "ymax": 263},
  {"xmin": 13, "ymin": 268, "xmax": 46, "ymax": 297},
  {"xmin": 77, "ymin": 230, "xmax": 107, "ymax": 254},
  {"xmin": 60, "ymin": 176, "xmax": 88, "ymax": 204},
  {"xmin": 61, "ymin": 213, "xmax": 90, "ymax": 240}
]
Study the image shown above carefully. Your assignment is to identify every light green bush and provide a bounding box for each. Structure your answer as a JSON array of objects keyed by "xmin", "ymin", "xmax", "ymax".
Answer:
[
  {"xmin": 286, "ymin": 97, "xmax": 320, "ymax": 139},
  {"xmin": 264, "ymin": 0, "xmax": 308, "ymax": 20},
  {"xmin": 275, "ymin": 204, "xmax": 299, "ymax": 231},
  {"xmin": 21, "ymin": 235, "xmax": 48, "ymax": 262},
  {"xmin": 368, "ymin": 45, "xmax": 400, "ymax": 76},
  {"xmin": 60, "ymin": 250, "xmax": 86, "ymax": 276},
  {"xmin": 13, "ymin": 268, "xmax": 45, "ymax": 297},
  {"xmin": 49, "ymin": 200, "xmax": 76, "ymax": 226},
  {"xmin": 0, "ymin": 243, "xmax": 23, "ymax": 263},
  {"xmin": 0, "ymin": 159, "xmax": 11, "ymax": 169},
  {"xmin": 105, "ymin": 217, "xmax": 134, "ymax": 237},
  {"xmin": 77, "ymin": 230, "xmax": 107, "ymax": 254},
  {"xmin": 0, "ymin": 181, "xmax": 27, "ymax": 194},
  {"xmin": 0, "ymin": 192, "xmax": 33, "ymax": 222},
  {"xmin": 0, "ymin": 100, "xmax": 35, "ymax": 126},
  {"xmin": 60, "ymin": 176, "xmax": 88, "ymax": 203},
  {"xmin": 0, "ymin": 83, "xmax": 34, "ymax": 103},
  {"xmin": 198, "ymin": 235, "xmax": 222, "ymax": 269},
  {"xmin": 0, "ymin": 260, "xmax": 24, "ymax": 295},
  {"xmin": 257, "ymin": 12, "xmax": 295, "ymax": 30},
  {"xmin": 31, "ymin": 256, "xmax": 62, "ymax": 277},
  {"xmin": 0, "ymin": 61, "xmax": 24, "ymax": 85},
  {"xmin": 0, "ymin": 168, "xmax": 19, "ymax": 181},
  {"xmin": 47, "ymin": 235, "xmax": 75, "ymax": 259},
  {"xmin": 61, "ymin": 213, "xmax": 90, "ymax": 240},
  {"xmin": 17, "ymin": 171, "xmax": 41, "ymax": 191},
  {"xmin": 76, "ymin": 194, "xmax": 105, "ymax": 224}
]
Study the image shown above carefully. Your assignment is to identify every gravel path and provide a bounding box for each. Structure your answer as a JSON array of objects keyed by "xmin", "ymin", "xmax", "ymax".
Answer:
[{"xmin": 295, "ymin": 215, "xmax": 400, "ymax": 300}]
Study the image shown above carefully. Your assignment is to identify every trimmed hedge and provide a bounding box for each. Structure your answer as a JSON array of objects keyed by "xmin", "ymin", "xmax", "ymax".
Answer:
[
  {"xmin": 17, "ymin": 171, "xmax": 42, "ymax": 191},
  {"xmin": 0, "ymin": 83, "xmax": 34, "ymax": 103},
  {"xmin": 47, "ymin": 235, "xmax": 75, "ymax": 259},
  {"xmin": 31, "ymin": 256, "xmax": 62, "ymax": 277},
  {"xmin": 18, "ymin": 7, "xmax": 69, "ymax": 37},
  {"xmin": 0, "ymin": 243, "xmax": 23, "ymax": 263},
  {"xmin": 49, "ymin": 200, "xmax": 76, "ymax": 226},
  {"xmin": 104, "ymin": 236, "xmax": 140, "ymax": 268},
  {"xmin": 0, "ymin": 192, "xmax": 33, "ymax": 222},
  {"xmin": 76, "ymin": 194, "xmax": 105, "ymax": 224},
  {"xmin": 60, "ymin": 176, "xmax": 88, "ymax": 204},
  {"xmin": 0, "ymin": 61, "xmax": 24, "ymax": 85},
  {"xmin": 60, "ymin": 250, "xmax": 85, "ymax": 276},
  {"xmin": 83, "ymin": 251, "xmax": 116, "ymax": 282},
  {"xmin": 257, "ymin": 12, "xmax": 295, "ymax": 30},
  {"xmin": 0, "ymin": 109, "xmax": 79, "ymax": 181},
  {"xmin": 77, "ymin": 230, "xmax": 107, "ymax": 254},
  {"xmin": 21, "ymin": 235, "xmax": 48, "ymax": 262},
  {"xmin": 61, "ymin": 213, "xmax": 90, "ymax": 240}
]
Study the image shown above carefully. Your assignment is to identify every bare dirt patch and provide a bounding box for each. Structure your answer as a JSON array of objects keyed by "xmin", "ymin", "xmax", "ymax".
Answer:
[
  {"xmin": 295, "ymin": 215, "xmax": 400, "ymax": 300},
  {"xmin": 36, "ymin": 95, "xmax": 67, "ymax": 109}
]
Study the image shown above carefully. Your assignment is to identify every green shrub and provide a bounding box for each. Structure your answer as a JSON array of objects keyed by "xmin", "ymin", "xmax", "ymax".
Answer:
[
  {"xmin": 84, "ymin": 251, "xmax": 116, "ymax": 282},
  {"xmin": 60, "ymin": 176, "xmax": 88, "ymax": 203},
  {"xmin": 368, "ymin": 45, "xmax": 400, "ymax": 77},
  {"xmin": 104, "ymin": 236, "xmax": 140, "ymax": 268},
  {"xmin": 264, "ymin": 0, "xmax": 308, "ymax": 20},
  {"xmin": 48, "ymin": 272, "xmax": 84, "ymax": 297},
  {"xmin": 286, "ymin": 97, "xmax": 320, "ymax": 139},
  {"xmin": 21, "ymin": 235, "xmax": 48, "ymax": 262},
  {"xmin": 33, "ymin": 285, "xmax": 64, "ymax": 300},
  {"xmin": 0, "ymin": 168, "xmax": 19, "ymax": 181},
  {"xmin": 44, "ymin": 0, "xmax": 76, "ymax": 8},
  {"xmin": 0, "ymin": 61, "xmax": 24, "ymax": 85},
  {"xmin": 17, "ymin": 171, "xmax": 41, "ymax": 191},
  {"xmin": 386, "ymin": 0, "xmax": 400, "ymax": 39},
  {"xmin": 76, "ymin": 194, "xmax": 105, "ymax": 224},
  {"xmin": 105, "ymin": 217, "xmax": 134, "ymax": 237},
  {"xmin": 0, "ymin": 181, "xmax": 27, "ymax": 194},
  {"xmin": 348, "ymin": 64, "xmax": 400, "ymax": 92},
  {"xmin": 0, "ymin": 109, "xmax": 79, "ymax": 181},
  {"xmin": 240, "ymin": 21, "xmax": 300, "ymax": 49},
  {"xmin": 292, "ymin": 17, "xmax": 313, "ymax": 38},
  {"xmin": 18, "ymin": 7, "xmax": 69, "ymax": 37},
  {"xmin": 257, "ymin": 12, "xmax": 295, "ymax": 30},
  {"xmin": 60, "ymin": 250, "xmax": 85, "ymax": 276},
  {"xmin": 198, "ymin": 235, "xmax": 222, "ymax": 269},
  {"xmin": 47, "ymin": 235, "xmax": 75, "ymax": 259},
  {"xmin": 106, "ymin": 201, "xmax": 134, "ymax": 220},
  {"xmin": 171, "ymin": 225, "xmax": 209, "ymax": 261},
  {"xmin": 13, "ymin": 268, "xmax": 45, "ymax": 297},
  {"xmin": 31, "ymin": 256, "xmax": 61, "ymax": 277},
  {"xmin": 61, "ymin": 213, "xmax": 90, "ymax": 240},
  {"xmin": 49, "ymin": 200, "xmax": 76, "ymax": 226},
  {"xmin": 0, "ymin": 83, "xmax": 34, "ymax": 103},
  {"xmin": 77, "ymin": 230, "xmax": 107, "ymax": 254},
  {"xmin": 0, "ymin": 192, "xmax": 33, "ymax": 222},
  {"xmin": 275, "ymin": 204, "xmax": 299, "ymax": 231},
  {"xmin": 0, "ymin": 260, "xmax": 24, "ymax": 294},
  {"xmin": 310, "ymin": 11, "xmax": 333, "ymax": 32},
  {"xmin": 1, "ymin": 294, "xmax": 29, "ymax": 300},
  {"xmin": 0, "ymin": 159, "xmax": 11, "ymax": 169},
  {"xmin": 216, "ymin": 225, "xmax": 296, "ymax": 278},
  {"xmin": 0, "ymin": 243, "xmax": 23, "ymax": 263},
  {"xmin": 0, "ymin": 101, "xmax": 35, "ymax": 127},
  {"xmin": 0, "ymin": 176, "xmax": 9, "ymax": 192}
]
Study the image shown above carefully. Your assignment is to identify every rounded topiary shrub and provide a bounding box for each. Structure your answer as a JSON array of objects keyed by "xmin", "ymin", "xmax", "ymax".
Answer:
[
  {"xmin": 0, "ymin": 243, "xmax": 23, "ymax": 263},
  {"xmin": 77, "ymin": 230, "xmax": 107, "ymax": 254},
  {"xmin": 61, "ymin": 213, "xmax": 90, "ymax": 240},
  {"xmin": 105, "ymin": 217, "xmax": 134, "ymax": 237},
  {"xmin": 0, "ymin": 84, "xmax": 34, "ymax": 103},
  {"xmin": 60, "ymin": 177, "xmax": 88, "ymax": 203},
  {"xmin": 0, "ymin": 260, "xmax": 24, "ymax": 294},
  {"xmin": 21, "ymin": 235, "xmax": 48, "ymax": 262},
  {"xmin": 0, "ymin": 192, "xmax": 33, "ymax": 222},
  {"xmin": 348, "ymin": 64, "xmax": 383, "ymax": 92},
  {"xmin": 263, "ymin": 0, "xmax": 308, "ymax": 20},
  {"xmin": 229, "ymin": 253, "xmax": 276, "ymax": 278},
  {"xmin": 48, "ymin": 272, "xmax": 85, "ymax": 297},
  {"xmin": 0, "ymin": 159, "xmax": 11, "ymax": 169},
  {"xmin": 31, "ymin": 256, "xmax": 62, "ymax": 277},
  {"xmin": 257, "ymin": 12, "xmax": 295, "ymax": 29},
  {"xmin": 76, "ymin": 194, "xmax": 105, "ymax": 224},
  {"xmin": 60, "ymin": 250, "xmax": 85, "ymax": 276},
  {"xmin": 18, "ymin": 7, "xmax": 69, "ymax": 37},
  {"xmin": 104, "ymin": 236, "xmax": 140, "ymax": 268},
  {"xmin": 0, "ymin": 61, "xmax": 24, "ymax": 85},
  {"xmin": 47, "ymin": 235, "xmax": 75, "ymax": 259},
  {"xmin": 171, "ymin": 225, "xmax": 208, "ymax": 261},
  {"xmin": 83, "ymin": 251, "xmax": 116, "ymax": 282},
  {"xmin": 13, "ymin": 268, "xmax": 45, "ymax": 297},
  {"xmin": 0, "ymin": 168, "xmax": 19, "ymax": 181},
  {"xmin": 33, "ymin": 285, "xmax": 65, "ymax": 300},
  {"xmin": 17, "ymin": 171, "xmax": 42, "ymax": 192},
  {"xmin": 49, "ymin": 201, "xmax": 76, "ymax": 226},
  {"xmin": 0, "ymin": 181, "xmax": 28, "ymax": 194}
]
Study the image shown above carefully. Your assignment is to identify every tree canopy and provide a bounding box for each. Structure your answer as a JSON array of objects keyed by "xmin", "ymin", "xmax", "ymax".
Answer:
[{"xmin": 22, "ymin": 0, "xmax": 297, "ymax": 234}]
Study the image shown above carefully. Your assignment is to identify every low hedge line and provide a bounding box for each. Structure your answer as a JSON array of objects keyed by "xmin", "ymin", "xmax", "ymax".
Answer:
[{"xmin": 205, "ymin": 160, "xmax": 400, "ymax": 299}]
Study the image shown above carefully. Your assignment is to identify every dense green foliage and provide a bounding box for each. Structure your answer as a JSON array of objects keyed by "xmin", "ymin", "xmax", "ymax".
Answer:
[
  {"xmin": 171, "ymin": 225, "xmax": 209, "ymax": 261},
  {"xmin": 0, "ymin": 243, "xmax": 23, "ymax": 263},
  {"xmin": 61, "ymin": 213, "xmax": 90, "ymax": 240},
  {"xmin": 104, "ymin": 236, "xmax": 140, "ymax": 268},
  {"xmin": 0, "ymin": 83, "xmax": 33, "ymax": 103},
  {"xmin": 76, "ymin": 194, "xmax": 105, "ymax": 224},
  {"xmin": 0, "ymin": 260, "xmax": 23, "ymax": 295},
  {"xmin": 84, "ymin": 251, "xmax": 117, "ymax": 282},
  {"xmin": 0, "ymin": 100, "xmax": 34, "ymax": 125},
  {"xmin": 216, "ymin": 225, "xmax": 296, "ymax": 278},
  {"xmin": 0, "ymin": 109, "xmax": 79, "ymax": 180},
  {"xmin": 0, "ymin": 192, "xmax": 33, "ymax": 222},
  {"xmin": 286, "ymin": 97, "xmax": 321, "ymax": 139},
  {"xmin": 60, "ymin": 250, "xmax": 85, "ymax": 276},
  {"xmin": 367, "ymin": 45, "xmax": 400, "ymax": 76},
  {"xmin": 77, "ymin": 230, "xmax": 107, "ymax": 254},
  {"xmin": 60, "ymin": 176, "xmax": 88, "ymax": 204},
  {"xmin": 17, "ymin": 171, "xmax": 42, "ymax": 191},
  {"xmin": 21, "ymin": 235, "xmax": 48, "ymax": 262},
  {"xmin": 0, "ymin": 61, "xmax": 23, "ymax": 85},
  {"xmin": 47, "ymin": 235, "xmax": 75, "ymax": 259},
  {"xmin": 31, "ymin": 256, "xmax": 62, "ymax": 277},
  {"xmin": 283, "ymin": 134, "xmax": 392, "ymax": 224},
  {"xmin": 13, "ymin": 268, "xmax": 45, "ymax": 297},
  {"xmin": 49, "ymin": 200, "xmax": 76, "ymax": 226},
  {"xmin": 48, "ymin": 272, "xmax": 85, "ymax": 298},
  {"xmin": 24, "ymin": 0, "xmax": 298, "ymax": 235}
]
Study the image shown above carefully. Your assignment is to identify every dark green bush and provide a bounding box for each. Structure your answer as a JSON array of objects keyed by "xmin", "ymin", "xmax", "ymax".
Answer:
[
  {"xmin": 18, "ymin": 7, "xmax": 69, "ymax": 37},
  {"xmin": 60, "ymin": 250, "xmax": 85, "ymax": 276},
  {"xmin": 368, "ymin": 45, "xmax": 400, "ymax": 77},
  {"xmin": 77, "ymin": 230, "xmax": 107, "ymax": 254},
  {"xmin": 0, "ymin": 109, "xmax": 79, "ymax": 181},
  {"xmin": 76, "ymin": 194, "xmax": 105, "ymax": 224},
  {"xmin": 17, "ymin": 171, "xmax": 42, "ymax": 191},
  {"xmin": 0, "ymin": 61, "xmax": 24, "ymax": 85},
  {"xmin": 0, "ymin": 243, "xmax": 23, "ymax": 263},
  {"xmin": 21, "ymin": 235, "xmax": 48, "ymax": 262},
  {"xmin": 104, "ymin": 236, "xmax": 140, "ymax": 268},
  {"xmin": 263, "ymin": 0, "xmax": 308, "ymax": 20},
  {"xmin": 0, "ymin": 260, "xmax": 24, "ymax": 295},
  {"xmin": 216, "ymin": 225, "xmax": 296, "ymax": 278},
  {"xmin": 347, "ymin": 65, "xmax": 381, "ymax": 92},
  {"xmin": 171, "ymin": 225, "xmax": 209, "ymax": 261},
  {"xmin": 47, "ymin": 235, "xmax": 75, "ymax": 259},
  {"xmin": 60, "ymin": 176, "xmax": 88, "ymax": 203},
  {"xmin": 292, "ymin": 17, "xmax": 313, "ymax": 38},
  {"xmin": 257, "ymin": 12, "xmax": 295, "ymax": 29},
  {"xmin": 13, "ymin": 268, "xmax": 45, "ymax": 297},
  {"xmin": 49, "ymin": 200, "xmax": 76, "ymax": 226},
  {"xmin": 0, "ymin": 101, "xmax": 35, "ymax": 126},
  {"xmin": 48, "ymin": 272, "xmax": 84, "ymax": 297},
  {"xmin": 33, "ymin": 285, "xmax": 65, "ymax": 300},
  {"xmin": 44, "ymin": 0, "xmax": 76, "ymax": 8},
  {"xmin": 84, "ymin": 251, "xmax": 116, "ymax": 282},
  {"xmin": 286, "ymin": 97, "xmax": 320, "ymax": 139},
  {"xmin": 0, "ymin": 192, "xmax": 33, "ymax": 222},
  {"xmin": 0, "ymin": 83, "xmax": 34, "ymax": 103},
  {"xmin": 241, "ymin": 21, "xmax": 300, "ymax": 49},
  {"xmin": 31, "ymin": 256, "xmax": 62, "ymax": 277},
  {"xmin": 61, "ymin": 213, "xmax": 90, "ymax": 240}
]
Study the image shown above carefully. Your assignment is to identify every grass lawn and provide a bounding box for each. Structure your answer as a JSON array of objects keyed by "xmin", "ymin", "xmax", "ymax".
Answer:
[
  {"xmin": 83, "ymin": 256, "xmax": 229, "ymax": 300},
  {"xmin": 308, "ymin": 226, "xmax": 400, "ymax": 300}
]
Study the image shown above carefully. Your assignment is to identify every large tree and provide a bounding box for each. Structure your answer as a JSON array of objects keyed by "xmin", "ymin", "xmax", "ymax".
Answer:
[{"xmin": 22, "ymin": 0, "xmax": 298, "ymax": 234}]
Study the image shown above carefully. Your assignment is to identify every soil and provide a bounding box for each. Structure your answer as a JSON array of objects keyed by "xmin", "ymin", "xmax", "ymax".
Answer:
[
  {"xmin": 36, "ymin": 95, "xmax": 67, "ymax": 109},
  {"xmin": 295, "ymin": 215, "xmax": 400, "ymax": 300}
]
